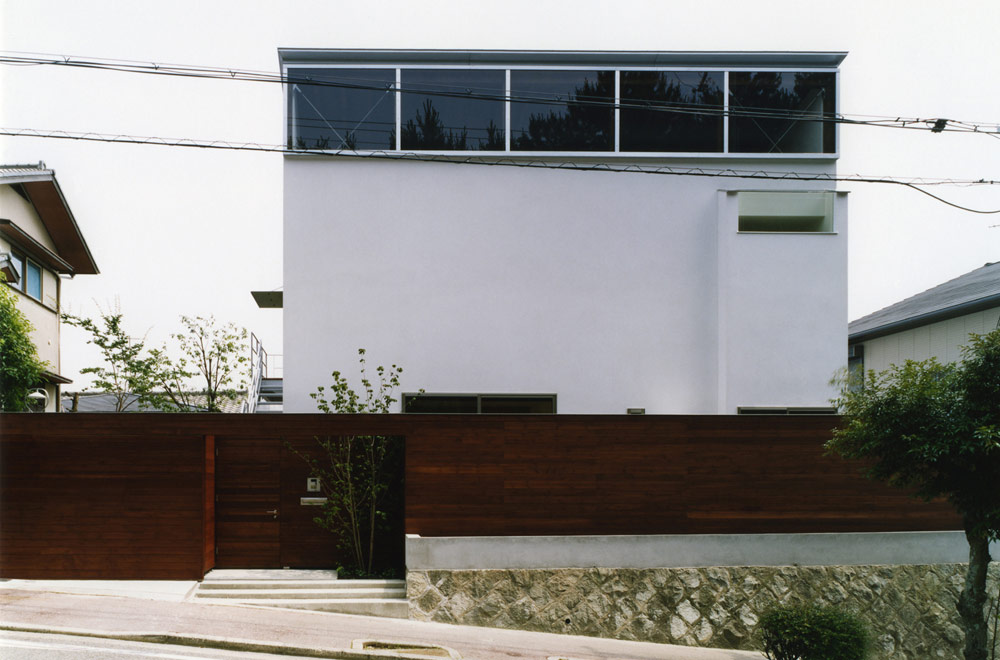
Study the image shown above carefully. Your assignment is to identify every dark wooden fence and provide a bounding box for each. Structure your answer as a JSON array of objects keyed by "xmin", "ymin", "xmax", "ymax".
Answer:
[{"xmin": 0, "ymin": 414, "xmax": 961, "ymax": 579}]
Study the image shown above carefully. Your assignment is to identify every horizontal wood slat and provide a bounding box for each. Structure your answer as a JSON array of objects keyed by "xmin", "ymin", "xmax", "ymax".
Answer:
[{"xmin": 1, "ymin": 413, "xmax": 961, "ymax": 580}]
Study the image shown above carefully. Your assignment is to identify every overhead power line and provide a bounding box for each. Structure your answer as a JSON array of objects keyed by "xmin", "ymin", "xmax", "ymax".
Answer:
[
  {"xmin": 3, "ymin": 127, "xmax": 998, "ymax": 214},
  {"xmin": 3, "ymin": 52, "xmax": 1000, "ymax": 137}
]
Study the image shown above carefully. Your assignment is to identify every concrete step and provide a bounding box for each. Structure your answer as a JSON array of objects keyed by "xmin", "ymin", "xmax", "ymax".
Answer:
[
  {"xmin": 203, "ymin": 569, "xmax": 338, "ymax": 581},
  {"xmin": 192, "ymin": 597, "xmax": 409, "ymax": 618},
  {"xmin": 194, "ymin": 587, "xmax": 405, "ymax": 600},
  {"xmin": 192, "ymin": 572, "xmax": 407, "ymax": 618},
  {"xmin": 198, "ymin": 580, "xmax": 343, "ymax": 590}
]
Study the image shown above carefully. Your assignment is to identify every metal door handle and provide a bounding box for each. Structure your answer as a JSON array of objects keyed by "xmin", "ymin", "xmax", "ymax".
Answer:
[{"xmin": 265, "ymin": 509, "xmax": 278, "ymax": 519}]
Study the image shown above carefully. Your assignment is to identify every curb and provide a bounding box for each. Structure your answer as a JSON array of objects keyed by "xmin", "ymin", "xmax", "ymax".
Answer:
[{"xmin": 0, "ymin": 623, "xmax": 458, "ymax": 660}]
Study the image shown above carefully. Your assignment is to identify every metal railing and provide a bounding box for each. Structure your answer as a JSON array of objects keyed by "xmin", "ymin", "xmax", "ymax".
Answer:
[{"xmin": 242, "ymin": 333, "xmax": 268, "ymax": 414}]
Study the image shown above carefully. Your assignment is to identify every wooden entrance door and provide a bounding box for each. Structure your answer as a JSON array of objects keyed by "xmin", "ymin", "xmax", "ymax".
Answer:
[{"xmin": 215, "ymin": 436, "xmax": 281, "ymax": 567}]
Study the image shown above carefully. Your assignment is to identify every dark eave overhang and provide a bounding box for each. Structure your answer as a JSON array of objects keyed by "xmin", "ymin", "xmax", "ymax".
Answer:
[
  {"xmin": 251, "ymin": 290, "xmax": 284, "ymax": 308},
  {"xmin": 42, "ymin": 369, "xmax": 73, "ymax": 385},
  {"xmin": 14, "ymin": 177, "xmax": 99, "ymax": 275},
  {"xmin": 849, "ymin": 294, "xmax": 1000, "ymax": 344},
  {"xmin": 279, "ymin": 49, "xmax": 847, "ymax": 69},
  {"xmin": 0, "ymin": 219, "xmax": 76, "ymax": 274}
]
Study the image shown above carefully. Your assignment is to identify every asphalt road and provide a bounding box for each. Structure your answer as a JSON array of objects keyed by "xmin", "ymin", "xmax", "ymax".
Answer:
[{"xmin": 0, "ymin": 630, "xmax": 320, "ymax": 660}]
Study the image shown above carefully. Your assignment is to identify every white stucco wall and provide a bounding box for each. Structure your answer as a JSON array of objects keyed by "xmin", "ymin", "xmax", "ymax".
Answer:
[
  {"xmin": 860, "ymin": 307, "xmax": 1000, "ymax": 373},
  {"xmin": 283, "ymin": 157, "xmax": 846, "ymax": 413},
  {"xmin": 718, "ymin": 191, "xmax": 848, "ymax": 411}
]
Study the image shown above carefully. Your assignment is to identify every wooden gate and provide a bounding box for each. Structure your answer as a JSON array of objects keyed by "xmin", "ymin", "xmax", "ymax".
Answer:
[{"xmin": 215, "ymin": 436, "xmax": 282, "ymax": 567}]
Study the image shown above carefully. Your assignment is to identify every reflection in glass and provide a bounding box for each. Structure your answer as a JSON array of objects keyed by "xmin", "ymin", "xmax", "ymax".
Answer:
[
  {"xmin": 401, "ymin": 70, "xmax": 505, "ymax": 150},
  {"xmin": 25, "ymin": 261, "xmax": 41, "ymax": 300},
  {"xmin": 729, "ymin": 72, "xmax": 836, "ymax": 153},
  {"xmin": 287, "ymin": 68, "xmax": 396, "ymax": 151},
  {"xmin": 510, "ymin": 70, "xmax": 614, "ymax": 151},
  {"xmin": 620, "ymin": 71, "xmax": 724, "ymax": 152}
]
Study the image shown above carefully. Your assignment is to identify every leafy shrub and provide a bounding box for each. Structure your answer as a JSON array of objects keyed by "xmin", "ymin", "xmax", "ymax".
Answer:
[{"xmin": 759, "ymin": 604, "xmax": 870, "ymax": 660}]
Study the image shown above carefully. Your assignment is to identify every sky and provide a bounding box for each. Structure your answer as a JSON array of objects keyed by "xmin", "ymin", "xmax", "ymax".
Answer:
[{"xmin": 1, "ymin": 0, "xmax": 998, "ymax": 390}]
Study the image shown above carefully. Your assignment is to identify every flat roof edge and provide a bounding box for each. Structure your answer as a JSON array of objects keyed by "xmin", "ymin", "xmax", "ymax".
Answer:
[{"xmin": 278, "ymin": 49, "xmax": 847, "ymax": 68}]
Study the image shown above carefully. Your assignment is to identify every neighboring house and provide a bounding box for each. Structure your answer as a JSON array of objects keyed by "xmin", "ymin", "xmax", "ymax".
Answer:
[
  {"xmin": 61, "ymin": 391, "xmax": 247, "ymax": 413},
  {"xmin": 1, "ymin": 163, "xmax": 99, "ymax": 411},
  {"xmin": 848, "ymin": 261, "xmax": 1000, "ymax": 374},
  {"xmin": 280, "ymin": 50, "xmax": 849, "ymax": 414}
]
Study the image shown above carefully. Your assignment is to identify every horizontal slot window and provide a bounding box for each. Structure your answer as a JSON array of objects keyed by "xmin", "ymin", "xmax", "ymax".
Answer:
[{"xmin": 403, "ymin": 393, "xmax": 556, "ymax": 414}]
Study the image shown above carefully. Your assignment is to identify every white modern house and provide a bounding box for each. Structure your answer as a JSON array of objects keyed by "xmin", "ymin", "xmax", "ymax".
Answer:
[
  {"xmin": 1, "ymin": 163, "xmax": 99, "ymax": 411},
  {"xmin": 280, "ymin": 50, "xmax": 848, "ymax": 414},
  {"xmin": 849, "ymin": 261, "xmax": 1000, "ymax": 374}
]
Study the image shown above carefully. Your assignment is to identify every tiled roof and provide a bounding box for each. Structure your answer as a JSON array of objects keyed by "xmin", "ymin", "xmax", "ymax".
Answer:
[
  {"xmin": 849, "ymin": 261, "xmax": 1000, "ymax": 341},
  {"xmin": 0, "ymin": 162, "xmax": 54, "ymax": 181}
]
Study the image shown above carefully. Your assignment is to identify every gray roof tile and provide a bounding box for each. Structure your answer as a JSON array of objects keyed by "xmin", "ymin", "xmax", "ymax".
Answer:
[{"xmin": 849, "ymin": 261, "xmax": 1000, "ymax": 340}]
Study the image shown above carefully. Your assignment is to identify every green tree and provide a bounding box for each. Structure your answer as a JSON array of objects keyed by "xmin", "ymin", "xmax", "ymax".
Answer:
[
  {"xmin": 65, "ymin": 311, "xmax": 248, "ymax": 413},
  {"xmin": 295, "ymin": 349, "xmax": 414, "ymax": 576},
  {"xmin": 63, "ymin": 309, "xmax": 160, "ymax": 412},
  {"xmin": 0, "ymin": 274, "xmax": 48, "ymax": 411},
  {"xmin": 828, "ymin": 328, "xmax": 1000, "ymax": 660},
  {"xmin": 153, "ymin": 315, "xmax": 249, "ymax": 413}
]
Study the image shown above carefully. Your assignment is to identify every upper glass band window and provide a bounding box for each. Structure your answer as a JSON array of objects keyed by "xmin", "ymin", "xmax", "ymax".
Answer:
[
  {"xmin": 620, "ymin": 71, "xmax": 724, "ymax": 152},
  {"xmin": 401, "ymin": 69, "xmax": 505, "ymax": 151},
  {"xmin": 728, "ymin": 72, "xmax": 836, "ymax": 154},
  {"xmin": 510, "ymin": 70, "xmax": 615, "ymax": 151},
  {"xmin": 288, "ymin": 68, "xmax": 397, "ymax": 151}
]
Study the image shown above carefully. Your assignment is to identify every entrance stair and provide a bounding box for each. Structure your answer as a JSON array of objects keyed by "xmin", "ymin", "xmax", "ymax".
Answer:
[{"xmin": 191, "ymin": 569, "xmax": 407, "ymax": 618}]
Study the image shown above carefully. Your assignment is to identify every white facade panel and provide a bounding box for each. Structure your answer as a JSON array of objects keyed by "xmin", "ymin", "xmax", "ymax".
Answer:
[{"xmin": 284, "ymin": 157, "xmax": 846, "ymax": 413}]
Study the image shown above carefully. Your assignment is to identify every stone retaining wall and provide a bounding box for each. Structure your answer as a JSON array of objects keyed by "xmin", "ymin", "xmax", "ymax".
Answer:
[{"xmin": 408, "ymin": 564, "xmax": 1000, "ymax": 659}]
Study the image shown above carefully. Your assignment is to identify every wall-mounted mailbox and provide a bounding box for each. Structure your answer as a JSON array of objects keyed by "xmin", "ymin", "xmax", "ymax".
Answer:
[
  {"xmin": 300, "ymin": 497, "xmax": 327, "ymax": 506},
  {"xmin": 306, "ymin": 477, "xmax": 321, "ymax": 492}
]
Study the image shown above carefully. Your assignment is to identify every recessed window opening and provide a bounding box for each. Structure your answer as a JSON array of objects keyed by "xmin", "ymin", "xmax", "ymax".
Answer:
[{"xmin": 738, "ymin": 191, "xmax": 834, "ymax": 233}]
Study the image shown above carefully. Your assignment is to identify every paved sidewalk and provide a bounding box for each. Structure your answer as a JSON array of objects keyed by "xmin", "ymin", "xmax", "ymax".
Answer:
[{"xmin": 0, "ymin": 582, "xmax": 764, "ymax": 660}]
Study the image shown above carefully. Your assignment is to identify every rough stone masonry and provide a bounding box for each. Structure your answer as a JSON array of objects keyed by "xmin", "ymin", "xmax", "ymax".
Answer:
[{"xmin": 408, "ymin": 564, "xmax": 1000, "ymax": 660}]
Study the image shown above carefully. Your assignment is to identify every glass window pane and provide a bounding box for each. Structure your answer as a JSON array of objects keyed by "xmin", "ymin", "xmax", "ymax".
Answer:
[
  {"xmin": 728, "ymin": 72, "xmax": 836, "ymax": 154},
  {"xmin": 25, "ymin": 261, "xmax": 41, "ymax": 299},
  {"xmin": 287, "ymin": 68, "xmax": 397, "ymax": 151},
  {"xmin": 401, "ymin": 69, "xmax": 505, "ymax": 151},
  {"xmin": 9, "ymin": 252, "xmax": 24, "ymax": 287},
  {"xmin": 620, "ymin": 71, "xmax": 724, "ymax": 152},
  {"xmin": 510, "ymin": 70, "xmax": 614, "ymax": 151}
]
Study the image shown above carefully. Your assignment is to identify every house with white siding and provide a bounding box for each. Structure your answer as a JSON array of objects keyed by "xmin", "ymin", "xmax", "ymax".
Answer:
[{"xmin": 848, "ymin": 261, "xmax": 1000, "ymax": 374}]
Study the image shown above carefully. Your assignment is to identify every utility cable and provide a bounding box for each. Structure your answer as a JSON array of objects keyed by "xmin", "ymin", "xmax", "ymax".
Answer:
[
  {"xmin": 3, "ymin": 127, "xmax": 998, "ymax": 213},
  {"xmin": 3, "ymin": 52, "xmax": 999, "ymax": 136}
]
